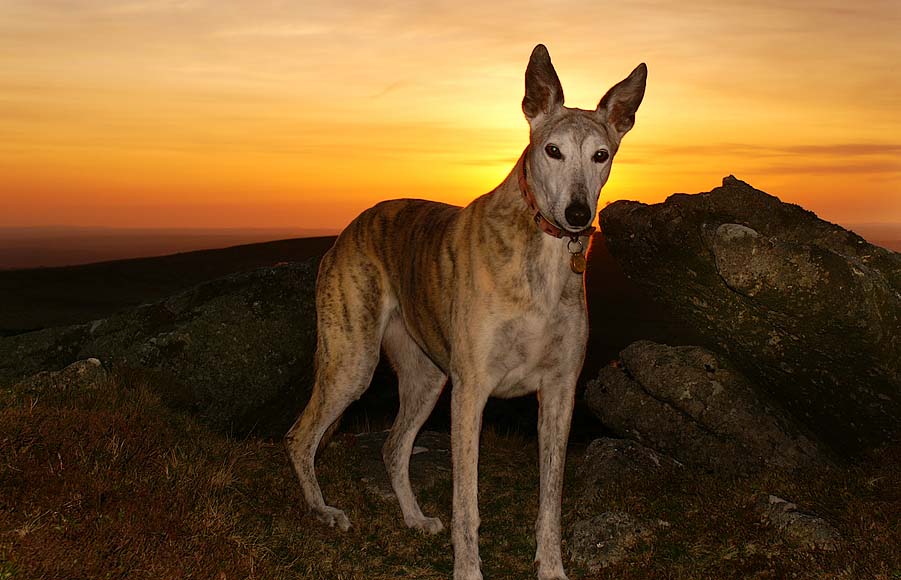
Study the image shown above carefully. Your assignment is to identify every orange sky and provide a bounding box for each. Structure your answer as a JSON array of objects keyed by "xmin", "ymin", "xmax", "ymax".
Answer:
[{"xmin": 2, "ymin": 0, "xmax": 899, "ymax": 230}]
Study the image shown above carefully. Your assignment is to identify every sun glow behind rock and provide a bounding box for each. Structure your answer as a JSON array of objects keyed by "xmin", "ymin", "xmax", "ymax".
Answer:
[{"xmin": 1, "ymin": 0, "xmax": 899, "ymax": 230}]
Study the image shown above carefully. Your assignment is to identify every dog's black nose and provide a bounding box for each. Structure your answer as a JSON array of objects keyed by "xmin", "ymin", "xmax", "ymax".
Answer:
[{"xmin": 564, "ymin": 202, "xmax": 591, "ymax": 228}]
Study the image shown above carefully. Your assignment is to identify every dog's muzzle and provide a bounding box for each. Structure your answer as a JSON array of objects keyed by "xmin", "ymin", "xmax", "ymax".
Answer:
[{"xmin": 564, "ymin": 202, "xmax": 591, "ymax": 229}]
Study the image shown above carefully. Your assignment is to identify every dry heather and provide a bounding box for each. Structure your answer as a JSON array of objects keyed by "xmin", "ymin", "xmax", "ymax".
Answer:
[{"xmin": 0, "ymin": 370, "xmax": 899, "ymax": 579}]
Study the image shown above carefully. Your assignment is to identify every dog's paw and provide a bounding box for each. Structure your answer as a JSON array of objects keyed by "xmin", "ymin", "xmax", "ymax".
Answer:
[
  {"xmin": 313, "ymin": 506, "xmax": 351, "ymax": 531},
  {"xmin": 406, "ymin": 515, "xmax": 444, "ymax": 535},
  {"xmin": 452, "ymin": 569, "xmax": 483, "ymax": 580},
  {"xmin": 536, "ymin": 561, "xmax": 569, "ymax": 580}
]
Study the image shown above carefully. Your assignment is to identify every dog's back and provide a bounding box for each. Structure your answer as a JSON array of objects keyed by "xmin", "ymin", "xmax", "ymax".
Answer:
[{"xmin": 321, "ymin": 198, "xmax": 461, "ymax": 368}]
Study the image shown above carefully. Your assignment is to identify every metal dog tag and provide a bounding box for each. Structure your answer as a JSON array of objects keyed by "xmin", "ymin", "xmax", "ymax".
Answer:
[{"xmin": 570, "ymin": 252, "xmax": 587, "ymax": 274}]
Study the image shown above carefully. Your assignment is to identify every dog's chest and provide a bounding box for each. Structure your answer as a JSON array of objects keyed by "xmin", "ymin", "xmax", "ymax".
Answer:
[{"xmin": 487, "ymin": 309, "xmax": 580, "ymax": 398}]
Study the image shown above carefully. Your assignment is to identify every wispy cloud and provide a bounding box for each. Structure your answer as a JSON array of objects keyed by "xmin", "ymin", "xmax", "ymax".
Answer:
[
  {"xmin": 636, "ymin": 142, "xmax": 901, "ymax": 161},
  {"xmin": 369, "ymin": 80, "xmax": 413, "ymax": 99},
  {"xmin": 214, "ymin": 23, "xmax": 333, "ymax": 38}
]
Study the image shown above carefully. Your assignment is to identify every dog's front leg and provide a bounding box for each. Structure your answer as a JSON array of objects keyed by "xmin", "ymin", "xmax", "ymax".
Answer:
[
  {"xmin": 451, "ymin": 377, "xmax": 489, "ymax": 580},
  {"xmin": 534, "ymin": 381, "xmax": 576, "ymax": 580}
]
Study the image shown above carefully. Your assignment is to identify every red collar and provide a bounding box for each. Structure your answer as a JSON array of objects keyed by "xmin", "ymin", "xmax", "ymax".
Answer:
[{"xmin": 518, "ymin": 151, "xmax": 597, "ymax": 240}]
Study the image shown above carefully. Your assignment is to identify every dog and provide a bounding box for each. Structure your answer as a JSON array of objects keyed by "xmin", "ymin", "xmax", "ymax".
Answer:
[{"xmin": 285, "ymin": 44, "xmax": 646, "ymax": 580}]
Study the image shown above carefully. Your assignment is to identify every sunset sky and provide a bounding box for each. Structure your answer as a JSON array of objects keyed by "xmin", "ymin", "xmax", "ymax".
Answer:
[{"xmin": 2, "ymin": 0, "xmax": 899, "ymax": 231}]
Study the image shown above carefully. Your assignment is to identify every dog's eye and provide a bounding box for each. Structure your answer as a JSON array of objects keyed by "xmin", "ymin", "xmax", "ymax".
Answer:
[
  {"xmin": 592, "ymin": 149, "xmax": 610, "ymax": 163},
  {"xmin": 544, "ymin": 144, "xmax": 563, "ymax": 160}
]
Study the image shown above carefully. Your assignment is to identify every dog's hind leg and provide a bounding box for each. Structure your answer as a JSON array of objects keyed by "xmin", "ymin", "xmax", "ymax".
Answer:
[
  {"xmin": 285, "ymin": 250, "xmax": 388, "ymax": 532},
  {"xmin": 381, "ymin": 313, "xmax": 447, "ymax": 534}
]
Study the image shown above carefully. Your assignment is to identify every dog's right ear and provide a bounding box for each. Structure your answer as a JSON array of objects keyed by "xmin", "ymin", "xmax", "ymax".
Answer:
[{"xmin": 522, "ymin": 44, "xmax": 564, "ymax": 124}]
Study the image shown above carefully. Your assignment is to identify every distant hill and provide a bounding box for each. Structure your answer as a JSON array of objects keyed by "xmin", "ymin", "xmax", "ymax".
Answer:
[
  {"xmin": 0, "ymin": 226, "xmax": 340, "ymax": 270},
  {"xmin": 846, "ymin": 223, "xmax": 901, "ymax": 252},
  {"xmin": 0, "ymin": 236, "xmax": 337, "ymax": 334}
]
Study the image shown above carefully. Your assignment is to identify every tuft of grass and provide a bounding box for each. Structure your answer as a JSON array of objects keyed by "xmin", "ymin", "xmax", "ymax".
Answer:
[{"xmin": 1, "ymin": 369, "xmax": 899, "ymax": 579}]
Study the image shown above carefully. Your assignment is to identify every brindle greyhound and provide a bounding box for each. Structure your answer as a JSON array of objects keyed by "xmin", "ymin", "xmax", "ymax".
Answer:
[{"xmin": 285, "ymin": 44, "xmax": 646, "ymax": 580}]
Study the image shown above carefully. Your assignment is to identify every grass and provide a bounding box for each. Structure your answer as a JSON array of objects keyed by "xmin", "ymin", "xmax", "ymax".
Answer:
[{"xmin": 1, "ymin": 370, "xmax": 899, "ymax": 579}]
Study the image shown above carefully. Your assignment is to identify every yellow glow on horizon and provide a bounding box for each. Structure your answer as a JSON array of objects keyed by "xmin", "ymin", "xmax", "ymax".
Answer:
[{"xmin": 1, "ymin": 1, "xmax": 899, "ymax": 230}]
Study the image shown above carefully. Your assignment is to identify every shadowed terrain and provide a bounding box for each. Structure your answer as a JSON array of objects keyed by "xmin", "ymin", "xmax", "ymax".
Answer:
[
  {"xmin": 1, "ymin": 366, "xmax": 898, "ymax": 579},
  {"xmin": 0, "ymin": 236, "xmax": 337, "ymax": 335}
]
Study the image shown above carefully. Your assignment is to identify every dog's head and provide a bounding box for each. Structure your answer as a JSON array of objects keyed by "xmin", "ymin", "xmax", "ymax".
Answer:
[{"xmin": 522, "ymin": 44, "xmax": 646, "ymax": 233}]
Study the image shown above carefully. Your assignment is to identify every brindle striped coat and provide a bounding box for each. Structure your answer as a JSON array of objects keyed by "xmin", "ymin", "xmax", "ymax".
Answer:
[{"xmin": 286, "ymin": 44, "xmax": 646, "ymax": 580}]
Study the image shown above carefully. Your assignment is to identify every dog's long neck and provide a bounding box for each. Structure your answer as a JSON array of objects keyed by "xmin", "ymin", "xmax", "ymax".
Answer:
[{"xmin": 472, "ymin": 147, "xmax": 583, "ymax": 306}]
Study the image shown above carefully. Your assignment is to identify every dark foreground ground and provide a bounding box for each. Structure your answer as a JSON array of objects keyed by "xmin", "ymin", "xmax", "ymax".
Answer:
[{"xmin": 1, "ymin": 368, "xmax": 899, "ymax": 579}]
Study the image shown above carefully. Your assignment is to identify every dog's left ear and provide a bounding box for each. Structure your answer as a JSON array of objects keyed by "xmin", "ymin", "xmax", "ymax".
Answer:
[
  {"xmin": 597, "ymin": 63, "xmax": 647, "ymax": 139},
  {"xmin": 523, "ymin": 44, "xmax": 564, "ymax": 124}
]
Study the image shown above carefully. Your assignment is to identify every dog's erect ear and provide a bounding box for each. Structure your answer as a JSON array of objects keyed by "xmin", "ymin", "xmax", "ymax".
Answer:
[
  {"xmin": 597, "ymin": 63, "xmax": 647, "ymax": 138},
  {"xmin": 523, "ymin": 44, "xmax": 564, "ymax": 123}
]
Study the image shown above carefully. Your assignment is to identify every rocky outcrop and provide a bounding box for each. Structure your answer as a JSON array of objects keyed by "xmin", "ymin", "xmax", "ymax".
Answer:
[
  {"xmin": 754, "ymin": 494, "xmax": 841, "ymax": 551},
  {"xmin": 599, "ymin": 176, "xmax": 901, "ymax": 454},
  {"xmin": 569, "ymin": 512, "xmax": 669, "ymax": 571},
  {"xmin": 11, "ymin": 358, "xmax": 107, "ymax": 394},
  {"xmin": 576, "ymin": 437, "xmax": 682, "ymax": 500},
  {"xmin": 0, "ymin": 324, "xmax": 93, "ymax": 385},
  {"xmin": 0, "ymin": 259, "xmax": 321, "ymax": 437},
  {"xmin": 584, "ymin": 341, "xmax": 823, "ymax": 472}
]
